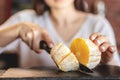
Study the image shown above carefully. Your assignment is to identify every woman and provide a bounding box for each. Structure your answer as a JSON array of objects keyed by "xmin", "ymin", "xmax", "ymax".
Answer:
[{"xmin": 0, "ymin": 0, "xmax": 119, "ymax": 68}]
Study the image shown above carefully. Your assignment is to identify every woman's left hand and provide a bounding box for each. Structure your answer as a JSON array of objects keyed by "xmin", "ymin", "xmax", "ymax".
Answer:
[{"xmin": 89, "ymin": 32, "xmax": 116, "ymax": 64}]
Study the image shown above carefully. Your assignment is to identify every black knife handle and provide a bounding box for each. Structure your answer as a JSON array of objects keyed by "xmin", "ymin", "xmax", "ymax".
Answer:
[{"xmin": 39, "ymin": 40, "xmax": 51, "ymax": 53}]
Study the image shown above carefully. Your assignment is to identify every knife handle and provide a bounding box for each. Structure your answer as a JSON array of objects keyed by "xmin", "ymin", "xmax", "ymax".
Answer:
[{"xmin": 39, "ymin": 40, "xmax": 51, "ymax": 54}]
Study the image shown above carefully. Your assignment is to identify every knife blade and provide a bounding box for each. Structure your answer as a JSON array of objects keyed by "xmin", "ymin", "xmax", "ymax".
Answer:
[
  {"xmin": 79, "ymin": 63, "xmax": 93, "ymax": 73},
  {"xmin": 39, "ymin": 40, "xmax": 93, "ymax": 73}
]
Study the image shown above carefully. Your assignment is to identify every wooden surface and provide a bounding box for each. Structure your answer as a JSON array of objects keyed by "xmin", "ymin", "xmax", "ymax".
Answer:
[
  {"xmin": 0, "ymin": 68, "xmax": 58, "ymax": 78},
  {"xmin": 0, "ymin": 65, "xmax": 120, "ymax": 79}
]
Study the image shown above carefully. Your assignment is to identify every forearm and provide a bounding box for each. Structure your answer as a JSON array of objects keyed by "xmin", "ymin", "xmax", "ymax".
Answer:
[{"xmin": 0, "ymin": 23, "xmax": 20, "ymax": 47}]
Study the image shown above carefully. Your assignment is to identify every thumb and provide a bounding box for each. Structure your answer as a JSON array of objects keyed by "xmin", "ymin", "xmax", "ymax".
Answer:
[
  {"xmin": 42, "ymin": 31, "xmax": 54, "ymax": 48},
  {"xmin": 44, "ymin": 36, "xmax": 54, "ymax": 48}
]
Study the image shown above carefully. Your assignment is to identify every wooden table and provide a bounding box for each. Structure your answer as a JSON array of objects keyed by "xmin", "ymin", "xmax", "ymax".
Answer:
[{"xmin": 0, "ymin": 65, "xmax": 120, "ymax": 80}]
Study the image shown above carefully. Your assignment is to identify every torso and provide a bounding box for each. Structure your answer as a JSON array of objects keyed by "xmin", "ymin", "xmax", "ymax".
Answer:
[{"xmin": 49, "ymin": 12, "xmax": 88, "ymax": 42}]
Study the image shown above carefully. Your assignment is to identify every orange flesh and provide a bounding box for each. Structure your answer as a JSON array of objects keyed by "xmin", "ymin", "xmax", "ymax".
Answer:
[{"xmin": 70, "ymin": 38, "xmax": 89, "ymax": 66}]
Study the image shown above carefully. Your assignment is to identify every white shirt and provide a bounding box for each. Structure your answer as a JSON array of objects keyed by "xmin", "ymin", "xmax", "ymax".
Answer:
[{"xmin": 0, "ymin": 9, "xmax": 120, "ymax": 68}]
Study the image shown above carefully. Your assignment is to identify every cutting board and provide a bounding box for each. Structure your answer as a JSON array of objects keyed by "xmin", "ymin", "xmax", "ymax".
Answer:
[
  {"xmin": 0, "ymin": 65, "xmax": 120, "ymax": 78},
  {"xmin": 0, "ymin": 68, "xmax": 58, "ymax": 78},
  {"xmin": 0, "ymin": 67, "xmax": 92, "ymax": 78}
]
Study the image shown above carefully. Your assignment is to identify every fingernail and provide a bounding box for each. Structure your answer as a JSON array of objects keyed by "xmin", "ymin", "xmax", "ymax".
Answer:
[
  {"xmin": 49, "ymin": 44, "xmax": 54, "ymax": 48},
  {"xmin": 109, "ymin": 47, "xmax": 116, "ymax": 52},
  {"xmin": 101, "ymin": 46, "xmax": 105, "ymax": 52},
  {"xmin": 96, "ymin": 40, "xmax": 101, "ymax": 45},
  {"xmin": 91, "ymin": 36, "xmax": 95, "ymax": 40},
  {"xmin": 110, "ymin": 47, "xmax": 113, "ymax": 51}
]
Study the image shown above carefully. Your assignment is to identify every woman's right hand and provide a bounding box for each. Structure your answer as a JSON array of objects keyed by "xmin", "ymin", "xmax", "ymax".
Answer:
[{"xmin": 18, "ymin": 22, "xmax": 54, "ymax": 53}]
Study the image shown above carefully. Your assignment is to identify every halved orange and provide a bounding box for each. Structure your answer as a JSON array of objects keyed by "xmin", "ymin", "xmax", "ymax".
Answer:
[{"xmin": 70, "ymin": 38, "xmax": 101, "ymax": 69}]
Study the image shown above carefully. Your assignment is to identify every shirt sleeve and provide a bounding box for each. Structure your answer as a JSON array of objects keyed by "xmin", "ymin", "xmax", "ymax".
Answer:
[
  {"xmin": 94, "ymin": 16, "xmax": 120, "ymax": 66},
  {"xmin": 1, "ymin": 9, "xmax": 35, "ymax": 28}
]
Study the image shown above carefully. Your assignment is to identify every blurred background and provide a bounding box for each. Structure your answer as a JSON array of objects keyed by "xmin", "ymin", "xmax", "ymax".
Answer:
[{"xmin": 0, "ymin": 0, "xmax": 120, "ymax": 69}]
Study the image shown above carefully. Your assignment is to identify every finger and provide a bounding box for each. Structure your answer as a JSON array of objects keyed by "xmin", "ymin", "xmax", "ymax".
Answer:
[
  {"xmin": 89, "ymin": 32, "xmax": 100, "ymax": 41},
  {"xmin": 32, "ymin": 30, "xmax": 42, "ymax": 53},
  {"xmin": 34, "ymin": 49, "xmax": 43, "ymax": 53},
  {"xmin": 44, "ymin": 35, "xmax": 54, "ymax": 48},
  {"xmin": 101, "ymin": 50, "xmax": 113, "ymax": 63},
  {"xmin": 20, "ymin": 32, "xmax": 29, "ymax": 45},
  {"xmin": 26, "ymin": 31, "xmax": 33, "ymax": 49},
  {"xmin": 93, "ymin": 35, "xmax": 108, "ymax": 46},
  {"xmin": 101, "ymin": 53, "xmax": 108, "ymax": 63},
  {"xmin": 19, "ymin": 31, "xmax": 26, "ymax": 41},
  {"xmin": 42, "ymin": 30, "xmax": 54, "ymax": 48},
  {"xmin": 108, "ymin": 45, "xmax": 116, "ymax": 53},
  {"xmin": 99, "ymin": 42, "xmax": 110, "ymax": 52}
]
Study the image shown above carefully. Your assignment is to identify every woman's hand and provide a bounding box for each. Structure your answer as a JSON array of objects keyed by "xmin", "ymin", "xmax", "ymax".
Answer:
[
  {"xmin": 18, "ymin": 22, "xmax": 54, "ymax": 53},
  {"xmin": 89, "ymin": 32, "xmax": 116, "ymax": 64}
]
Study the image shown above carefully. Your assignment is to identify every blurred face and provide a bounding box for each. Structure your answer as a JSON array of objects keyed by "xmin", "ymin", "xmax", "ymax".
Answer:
[{"xmin": 45, "ymin": 0, "xmax": 74, "ymax": 9}]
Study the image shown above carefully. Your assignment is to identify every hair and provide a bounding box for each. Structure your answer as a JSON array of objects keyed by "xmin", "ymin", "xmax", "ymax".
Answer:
[{"xmin": 33, "ymin": 0, "xmax": 86, "ymax": 15}]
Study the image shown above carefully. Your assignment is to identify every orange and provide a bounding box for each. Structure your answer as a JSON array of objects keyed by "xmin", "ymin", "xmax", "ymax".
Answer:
[{"xmin": 70, "ymin": 38, "xmax": 101, "ymax": 69}]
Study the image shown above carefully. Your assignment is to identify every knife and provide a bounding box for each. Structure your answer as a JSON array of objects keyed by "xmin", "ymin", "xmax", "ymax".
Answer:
[{"xmin": 39, "ymin": 40, "xmax": 93, "ymax": 73}]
